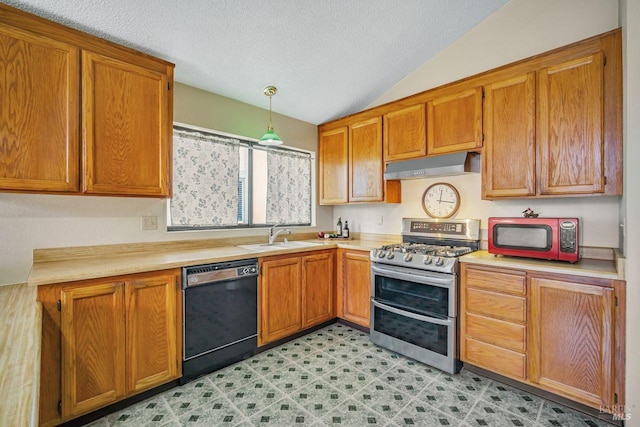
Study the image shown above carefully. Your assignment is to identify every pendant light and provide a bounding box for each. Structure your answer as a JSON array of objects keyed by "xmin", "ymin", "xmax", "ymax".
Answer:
[{"xmin": 259, "ymin": 86, "xmax": 283, "ymax": 146}]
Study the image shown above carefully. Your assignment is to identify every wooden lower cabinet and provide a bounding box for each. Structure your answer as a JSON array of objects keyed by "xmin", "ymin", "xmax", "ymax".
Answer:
[
  {"xmin": 38, "ymin": 270, "xmax": 181, "ymax": 426},
  {"xmin": 259, "ymin": 250, "xmax": 334, "ymax": 346},
  {"xmin": 460, "ymin": 263, "xmax": 625, "ymax": 412},
  {"xmin": 337, "ymin": 249, "xmax": 371, "ymax": 328}
]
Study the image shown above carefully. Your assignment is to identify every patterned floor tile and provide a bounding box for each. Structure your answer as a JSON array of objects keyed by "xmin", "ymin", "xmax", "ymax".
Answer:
[
  {"xmin": 221, "ymin": 378, "xmax": 284, "ymax": 418},
  {"xmin": 322, "ymin": 398, "xmax": 392, "ymax": 426},
  {"xmin": 288, "ymin": 379, "xmax": 347, "ymax": 418},
  {"xmin": 324, "ymin": 340, "xmax": 368, "ymax": 362},
  {"xmin": 353, "ymin": 379, "xmax": 412, "ymax": 417},
  {"xmin": 320, "ymin": 365, "xmax": 375, "ymax": 394},
  {"xmin": 417, "ymin": 381, "xmax": 476, "ymax": 421},
  {"xmin": 162, "ymin": 377, "xmax": 222, "ymax": 416},
  {"xmin": 393, "ymin": 401, "xmax": 461, "ymax": 426},
  {"xmin": 107, "ymin": 396, "xmax": 176, "ymax": 426},
  {"xmin": 347, "ymin": 349, "xmax": 400, "ymax": 374},
  {"xmin": 84, "ymin": 418, "xmax": 109, "ymax": 427},
  {"xmin": 537, "ymin": 401, "xmax": 612, "ymax": 427},
  {"xmin": 379, "ymin": 364, "xmax": 437, "ymax": 397},
  {"xmin": 208, "ymin": 363, "xmax": 261, "ymax": 393},
  {"xmin": 177, "ymin": 396, "xmax": 245, "ymax": 426},
  {"xmin": 244, "ymin": 349, "xmax": 290, "ymax": 376},
  {"xmin": 466, "ymin": 400, "xmax": 535, "ymax": 427},
  {"xmin": 320, "ymin": 323, "xmax": 359, "ymax": 339},
  {"xmin": 437, "ymin": 368, "xmax": 491, "ymax": 394},
  {"xmin": 481, "ymin": 381, "xmax": 544, "ymax": 422},
  {"xmin": 300, "ymin": 351, "xmax": 343, "ymax": 376},
  {"xmin": 273, "ymin": 340, "xmax": 317, "ymax": 361},
  {"xmin": 295, "ymin": 331, "xmax": 341, "ymax": 351},
  {"xmin": 264, "ymin": 365, "xmax": 318, "ymax": 394},
  {"xmin": 248, "ymin": 397, "xmax": 316, "ymax": 426}
]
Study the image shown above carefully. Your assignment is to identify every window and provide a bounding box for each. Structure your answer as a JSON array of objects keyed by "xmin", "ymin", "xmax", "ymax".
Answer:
[{"xmin": 169, "ymin": 125, "xmax": 313, "ymax": 230}]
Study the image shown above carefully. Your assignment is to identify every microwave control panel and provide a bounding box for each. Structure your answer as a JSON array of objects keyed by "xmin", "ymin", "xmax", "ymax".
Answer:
[{"xmin": 559, "ymin": 221, "xmax": 577, "ymax": 254}]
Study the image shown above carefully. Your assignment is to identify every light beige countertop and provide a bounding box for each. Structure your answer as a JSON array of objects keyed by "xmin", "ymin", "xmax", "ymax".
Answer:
[
  {"xmin": 460, "ymin": 250, "xmax": 624, "ymax": 280},
  {"xmin": 0, "ymin": 283, "xmax": 40, "ymax": 427},
  {"xmin": 28, "ymin": 237, "xmax": 399, "ymax": 287}
]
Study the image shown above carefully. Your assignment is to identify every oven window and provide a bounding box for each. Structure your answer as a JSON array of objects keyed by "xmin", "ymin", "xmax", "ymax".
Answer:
[
  {"xmin": 373, "ymin": 306, "xmax": 449, "ymax": 356},
  {"xmin": 494, "ymin": 225, "xmax": 552, "ymax": 250},
  {"xmin": 374, "ymin": 275, "xmax": 448, "ymax": 317}
]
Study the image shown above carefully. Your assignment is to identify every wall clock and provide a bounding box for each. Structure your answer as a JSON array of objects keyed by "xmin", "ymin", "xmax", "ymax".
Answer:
[{"xmin": 422, "ymin": 183, "xmax": 460, "ymax": 218}]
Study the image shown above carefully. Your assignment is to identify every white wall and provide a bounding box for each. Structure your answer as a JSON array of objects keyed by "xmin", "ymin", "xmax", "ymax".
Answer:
[
  {"xmin": 0, "ymin": 83, "xmax": 330, "ymax": 287},
  {"xmin": 620, "ymin": 0, "xmax": 639, "ymax": 423},
  {"xmin": 335, "ymin": 0, "xmax": 621, "ymax": 244}
]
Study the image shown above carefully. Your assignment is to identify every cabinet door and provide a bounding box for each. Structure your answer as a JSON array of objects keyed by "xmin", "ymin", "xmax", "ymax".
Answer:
[
  {"xmin": 427, "ymin": 87, "xmax": 482, "ymax": 155},
  {"xmin": 83, "ymin": 51, "xmax": 170, "ymax": 196},
  {"xmin": 260, "ymin": 257, "xmax": 302, "ymax": 344},
  {"xmin": 341, "ymin": 250, "xmax": 371, "ymax": 327},
  {"xmin": 349, "ymin": 117, "xmax": 384, "ymax": 202},
  {"xmin": 301, "ymin": 251, "xmax": 334, "ymax": 328},
  {"xmin": 61, "ymin": 282, "xmax": 125, "ymax": 418},
  {"xmin": 319, "ymin": 127, "xmax": 349, "ymax": 204},
  {"xmin": 125, "ymin": 274, "xmax": 178, "ymax": 394},
  {"xmin": 529, "ymin": 277, "xmax": 614, "ymax": 408},
  {"xmin": 538, "ymin": 53, "xmax": 604, "ymax": 195},
  {"xmin": 483, "ymin": 74, "xmax": 536, "ymax": 198},
  {"xmin": 383, "ymin": 104, "xmax": 427, "ymax": 161},
  {"xmin": 0, "ymin": 26, "xmax": 80, "ymax": 192}
]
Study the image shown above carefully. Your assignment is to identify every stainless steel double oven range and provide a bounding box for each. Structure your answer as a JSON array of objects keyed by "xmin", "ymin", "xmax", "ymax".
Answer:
[{"xmin": 370, "ymin": 218, "xmax": 480, "ymax": 374}]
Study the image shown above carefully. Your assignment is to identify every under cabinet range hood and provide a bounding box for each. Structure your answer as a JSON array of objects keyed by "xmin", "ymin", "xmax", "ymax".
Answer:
[{"xmin": 384, "ymin": 152, "xmax": 481, "ymax": 180}]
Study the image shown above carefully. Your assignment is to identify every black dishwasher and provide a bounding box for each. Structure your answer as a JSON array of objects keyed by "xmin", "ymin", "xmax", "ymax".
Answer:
[{"xmin": 181, "ymin": 258, "xmax": 258, "ymax": 384}]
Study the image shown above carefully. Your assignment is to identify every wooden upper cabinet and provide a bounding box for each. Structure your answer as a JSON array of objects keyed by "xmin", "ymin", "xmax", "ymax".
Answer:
[
  {"xmin": 483, "ymin": 73, "xmax": 536, "ymax": 198},
  {"xmin": 383, "ymin": 104, "xmax": 427, "ymax": 161},
  {"xmin": 83, "ymin": 51, "xmax": 171, "ymax": 196},
  {"xmin": 529, "ymin": 276, "xmax": 614, "ymax": 408},
  {"xmin": 538, "ymin": 53, "xmax": 604, "ymax": 195},
  {"xmin": 125, "ymin": 274, "xmax": 178, "ymax": 394},
  {"xmin": 0, "ymin": 25, "xmax": 80, "ymax": 192},
  {"xmin": 318, "ymin": 127, "xmax": 349, "ymax": 204},
  {"xmin": 349, "ymin": 117, "xmax": 384, "ymax": 202},
  {"xmin": 427, "ymin": 87, "xmax": 483, "ymax": 155},
  {"xmin": 259, "ymin": 256, "xmax": 302, "ymax": 345},
  {"xmin": 61, "ymin": 281, "xmax": 126, "ymax": 418}
]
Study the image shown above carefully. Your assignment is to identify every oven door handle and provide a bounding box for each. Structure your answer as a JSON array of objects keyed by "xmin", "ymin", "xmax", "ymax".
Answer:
[
  {"xmin": 372, "ymin": 299, "xmax": 452, "ymax": 326},
  {"xmin": 371, "ymin": 265, "xmax": 454, "ymax": 287}
]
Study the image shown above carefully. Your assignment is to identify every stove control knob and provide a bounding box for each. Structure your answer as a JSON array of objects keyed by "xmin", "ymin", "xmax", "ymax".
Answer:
[
  {"xmin": 423, "ymin": 256, "xmax": 432, "ymax": 265},
  {"xmin": 403, "ymin": 253, "xmax": 413, "ymax": 262},
  {"xmin": 435, "ymin": 257, "xmax": 444, "ymax": 266},
  {"xmin": 386, "ymin": 252, "xmax": 395, "ymax": 260},
  {"xmin": 377, "ymin": 250, "xmax": 386, "ymax": 258}
]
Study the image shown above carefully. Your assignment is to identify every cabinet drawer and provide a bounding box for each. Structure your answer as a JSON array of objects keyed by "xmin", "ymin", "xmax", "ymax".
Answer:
[
  {"xmin": 465, "ymin": 312, "xmax": 526, "ymax": 352},
  {"xmin": 465, "ymin": 268, "xmax": 526, "ymax": 295},
  {"xmin": 466, "ymin": 288, "xmax": 526, "ymax": 323},
  {"xmin": 464, "ymin": 337, "xmax": 526, "ymax": 380}
]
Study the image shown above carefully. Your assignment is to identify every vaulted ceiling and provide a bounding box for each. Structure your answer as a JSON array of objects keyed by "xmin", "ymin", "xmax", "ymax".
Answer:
[{"xmin": 3, "ymin": 0, "xmax": 508, "ymax": 124}]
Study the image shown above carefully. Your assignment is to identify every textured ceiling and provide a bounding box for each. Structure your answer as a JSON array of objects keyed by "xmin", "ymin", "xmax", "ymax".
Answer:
[{"xmin": 3, "ymin": 0, "xmax": 508, "ymax": 124}]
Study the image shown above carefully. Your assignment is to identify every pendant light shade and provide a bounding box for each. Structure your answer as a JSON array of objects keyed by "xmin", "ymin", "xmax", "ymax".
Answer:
[{"xmin": 259, "ymin": 86, "xmax": 283, "ymax": 146}]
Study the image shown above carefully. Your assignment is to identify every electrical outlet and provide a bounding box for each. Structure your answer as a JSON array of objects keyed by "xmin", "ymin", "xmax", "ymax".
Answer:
[
  {"xmin": 377, "ymin": 215, "xmax": 383, "ymax": 226},
  {"xmin": 141, "ymin": 216, "xmax": 158, "ymax": 231}
]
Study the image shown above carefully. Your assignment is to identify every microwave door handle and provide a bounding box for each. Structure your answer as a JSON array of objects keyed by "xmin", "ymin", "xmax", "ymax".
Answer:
[
  {"xmin": 372, "ymin": 300, "xmax": 452, "ymax": 326},
  {"xmin": 371, "ymin": 265, "xmax": 454, "ymax": 287}
]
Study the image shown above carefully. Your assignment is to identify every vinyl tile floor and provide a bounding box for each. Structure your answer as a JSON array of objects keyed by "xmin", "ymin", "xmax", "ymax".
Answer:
[{"xmin": 85, "ymin": 323, "xmax": 613, "ymax": 427}]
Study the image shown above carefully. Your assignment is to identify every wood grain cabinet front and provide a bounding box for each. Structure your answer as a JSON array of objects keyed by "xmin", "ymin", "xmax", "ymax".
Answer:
[
  {"xmin": 461, "ymin": 263, "xmax": 626, "ymax": 413},
  {"xmin": 383, "ymin": 104, "xmax": 427, "ymax": 161},
  {"xmin": 259, "ymin": 250, "xmax": 335, "ymax": 346},
  {"xmin": 337, "ymin": 249, "xmax": 371, "ymax": 328},
  {"xmin": 38, "ymin": 270, "xmax": 181, "ymax": 426},
  {"xmin": 0, "ymin": 4, "xmax": 174, "ymax": 197}
]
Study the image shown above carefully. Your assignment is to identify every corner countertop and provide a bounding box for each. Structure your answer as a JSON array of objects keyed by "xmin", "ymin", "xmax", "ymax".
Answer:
[
  {"xmin": 27, "ymin": 237, "xmax": 399, "ymax": 287},
  {"xmin": 460, "ymin": 250, "xmax": 624, "ymax": 280}
]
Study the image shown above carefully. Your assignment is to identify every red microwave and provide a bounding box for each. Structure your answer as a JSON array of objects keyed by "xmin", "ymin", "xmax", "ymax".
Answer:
[{"xmin": 488, "ymin": 217, "xmax": 579, "ymax": 263}]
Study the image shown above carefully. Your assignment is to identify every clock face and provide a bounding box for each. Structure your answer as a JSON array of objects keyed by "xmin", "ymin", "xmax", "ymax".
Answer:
[{"xmin": 422, "ymin": 183, "xmax": 460, "ymax": 218}]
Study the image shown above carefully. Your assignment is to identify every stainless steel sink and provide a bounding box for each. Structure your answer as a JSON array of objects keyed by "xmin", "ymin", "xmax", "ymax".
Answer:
[{"xmin": 237, "ymin": 241, "xmax": 322, "ymax": 252}]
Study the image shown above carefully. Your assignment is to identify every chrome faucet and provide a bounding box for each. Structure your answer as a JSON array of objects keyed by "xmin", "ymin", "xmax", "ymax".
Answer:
[{"xmin": 268, "ymin": 223, "xmax": 292, "ymax": 245}]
